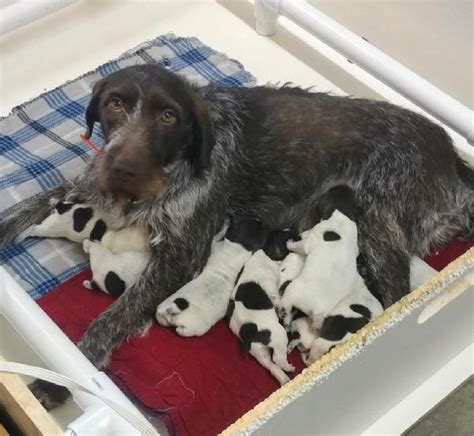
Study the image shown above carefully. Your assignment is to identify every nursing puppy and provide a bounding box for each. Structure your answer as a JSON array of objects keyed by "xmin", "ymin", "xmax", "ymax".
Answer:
[
  {"xmin": 280, "ymin": 209, "xmax": 360, "ymax": 330},
  {"xmin": 302, "ymin": 257, "xmax": 436, "ymax": 365},
  {"xmin": 156, "ymin": 219, "xmax": 267, "ymax": 337},
  {"xmin": 305, "ymin": 274, "xmax": 383, "ymax": 364},
  {"xmin": 228, "ymin": 250, "xmax": 294, "ymax": 385},
  {"xmin": 23, "ymin": 200, "xmax": 109, "ymax": 243},
  {"xmin": 83, "ymin": 226, "xmax": 150, "ymax": 296}
]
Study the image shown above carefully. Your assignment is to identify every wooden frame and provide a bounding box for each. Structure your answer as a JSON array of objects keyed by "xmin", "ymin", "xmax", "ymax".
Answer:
[{"xmin": 0, "ymin": 355, "xmax": 61, "ymax": 436}]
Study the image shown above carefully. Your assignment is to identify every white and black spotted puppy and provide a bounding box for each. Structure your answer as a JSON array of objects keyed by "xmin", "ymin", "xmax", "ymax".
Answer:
[
  {"xmin": 155, "ymin": 238, "xmax": 252, "ymax": 336},
  {"xmin": 228, "ymin": 249, "xmax": 295, "ymax": 385},
  {"xmin": 293, "ymin": 257, "xmax": 436, "ymax": 365},
  {"xmin": 279, "ymin": 209, "xmax": 360, "ymax": 330},
  {"xmin": 83, "ymin": 230, "xmax": 150, "ymax": 297},
  {"xmin": 305, "ymin": 273, "xmax": 383, "ymax": 365},
  {"xmin": 156, "ymin": 218, "xmax": 267, "ymax": 337},
  {"xmin": 24, "ymin": 200, "xmax": 110, "ymax": 243}
]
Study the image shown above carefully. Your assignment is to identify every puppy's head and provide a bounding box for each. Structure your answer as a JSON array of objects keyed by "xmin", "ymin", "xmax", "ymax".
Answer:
[
  {"xmin": 263, "ymin": 228, "xmax": 299, "ymax": 261},
  {"xmin": 225, "ymin": 217, "xmax": 268, "ymax": 252},
  {"xmin": 85, "ymin": 65, "xmax": 213, "ymax": 203}
]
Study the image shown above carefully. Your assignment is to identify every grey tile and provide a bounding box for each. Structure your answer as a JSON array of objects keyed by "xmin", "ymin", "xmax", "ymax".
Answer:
[{"xmin": 404, "ymin": 376, "xmax": 474, "ymax": 436}]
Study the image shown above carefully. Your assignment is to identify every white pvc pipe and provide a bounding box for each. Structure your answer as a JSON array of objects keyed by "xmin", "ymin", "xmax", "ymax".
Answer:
[
  {"xmin": 0, "ymin": 0, "xmax": 77, "ymax": 36},
  {"xmin": 0, "ymin": 267, "xmax": 148, "ymax": 435},
  {"xmin": 255, "ymin": 0, "xmax": 474, "ymax": 144}
]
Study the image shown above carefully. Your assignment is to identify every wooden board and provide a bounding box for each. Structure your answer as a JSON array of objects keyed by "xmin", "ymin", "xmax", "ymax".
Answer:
[{"xmin": 0, "ymin": 355, "xmax": 61, "ymax": 436}]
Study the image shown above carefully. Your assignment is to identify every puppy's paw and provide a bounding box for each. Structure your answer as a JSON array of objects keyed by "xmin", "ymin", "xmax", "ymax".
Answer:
[
  {"xmin": 276, "ymin": 372, "xmax": 291, "ymax": 386},
  {"xmin": 307, "ymin": 340, "xmax": 327, "ymax": 364},
  {"xmin": 283, "ymin": 363, "xmax": 295, "ymax": 373},
  {"xmin": 287, "ymin": 340, "xmax": 297, "ymax": 353},
  {"xmin": 83, "ymin": 280, "xmax": 92, "ymax": 290},
  {"xmin": 165, "ymin": 303, "xmax": 182, "ymax": 316},
  {"xmin": 82, "ymin": 239, "xmax": 93, "ymax": 253},
  {"xmin": 277, "ymin": 305, "xmax": 292, "ymax": 327},
  {"xmin": 155, "ymin": 308, "xmax": 171, "ymax": 327},
  {"xmin": 301, "ymin": 351, "xmax": 311, "ymax": 366},
  {"xmin": 17, "ymin": 225, "xmax": 36, "ymax": 241},
  {"xmin": 175, "ymin": 325, "xmax": 199, "ymax": 337}
]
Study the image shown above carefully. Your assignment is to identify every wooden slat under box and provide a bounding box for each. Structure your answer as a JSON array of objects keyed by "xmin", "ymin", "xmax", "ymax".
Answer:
[{"xmin": 0, "ymin": 355, "xmax": 61, "ymax": 436}]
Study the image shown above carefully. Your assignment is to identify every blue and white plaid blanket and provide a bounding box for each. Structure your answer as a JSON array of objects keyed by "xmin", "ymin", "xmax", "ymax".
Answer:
[{"xmin": 0, "ymin": 34, "xmax": 256, "ymax": 300}]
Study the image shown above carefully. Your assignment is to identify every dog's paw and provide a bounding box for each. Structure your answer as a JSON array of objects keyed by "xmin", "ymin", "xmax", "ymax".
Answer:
[
  {"xmin": 29, "ymin": 379, "xmax": 70, "ymax": 410},
  {"xmin": 83, "ymin": 280, "xmax": 92, "ymax": 290},
  {"xmin": 283, "ymin": 362, "xmax": 296, "ymax": 373}
]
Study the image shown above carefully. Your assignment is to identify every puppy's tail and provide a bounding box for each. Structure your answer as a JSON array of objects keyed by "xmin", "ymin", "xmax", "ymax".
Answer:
[{"xmin": 0, "ymin": 185, "xmax": 70, "ymax": 248}]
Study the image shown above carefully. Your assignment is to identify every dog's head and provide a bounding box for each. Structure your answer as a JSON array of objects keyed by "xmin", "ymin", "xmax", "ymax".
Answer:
[{"xmin": 85, "ymin": 65, "xmax": 213, "ymax": 202}]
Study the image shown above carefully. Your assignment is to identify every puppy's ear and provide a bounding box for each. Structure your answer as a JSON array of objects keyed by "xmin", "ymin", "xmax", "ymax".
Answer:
[
  {"xmin": 320, "ymin": 185, "xmax": 356, "ymax": 221},
  {"xmin": 85, "ymin": 79, "xmax": 105, "ymax": 139},
  {"xmin": 225, "ymin": 218, "xmax": 267, "ymax": 252},
  {"xmin": 190, "ymin": 94, "xmax": 214, "ymax": 172}
]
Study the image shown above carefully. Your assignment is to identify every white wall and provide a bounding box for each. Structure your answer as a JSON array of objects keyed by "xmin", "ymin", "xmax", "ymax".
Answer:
[{"xmin": 311, "ymin": 0, "xmax": 473, "ymax": 109}]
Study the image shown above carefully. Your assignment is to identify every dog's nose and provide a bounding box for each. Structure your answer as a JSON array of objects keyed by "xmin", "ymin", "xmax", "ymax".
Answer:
[{"xmin": 111, "ymin": 157, "xmax": 139, "ymax": 179}]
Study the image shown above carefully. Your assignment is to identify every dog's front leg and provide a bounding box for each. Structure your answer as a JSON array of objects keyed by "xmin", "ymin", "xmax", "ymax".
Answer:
[{"xmin": 30, "ymin": 206, "xmax": 220, "ymax": 409}]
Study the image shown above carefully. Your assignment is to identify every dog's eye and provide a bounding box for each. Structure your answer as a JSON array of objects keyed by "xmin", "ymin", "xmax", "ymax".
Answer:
[
  {"xmin": 109, "ymin": 98, "xmax": 123, "ymax": 111},
  {"xmin": 160, "ymin": 109, "xmax": 176, "ymax": 124}
]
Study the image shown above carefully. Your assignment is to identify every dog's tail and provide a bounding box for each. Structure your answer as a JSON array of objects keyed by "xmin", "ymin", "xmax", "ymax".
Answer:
[{"xmin": 0, "ymin": 185, "xmax": 70, "ymax": 248}]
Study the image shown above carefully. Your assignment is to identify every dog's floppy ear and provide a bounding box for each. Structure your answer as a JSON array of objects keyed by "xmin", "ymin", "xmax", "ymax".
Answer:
[
  {"xmin": 85, "ymin": 79, "xmax": 106, "ymax": 139},
  {"xmin": 191, "ymin": 94, "xmax": 214, "ymax": 172}
]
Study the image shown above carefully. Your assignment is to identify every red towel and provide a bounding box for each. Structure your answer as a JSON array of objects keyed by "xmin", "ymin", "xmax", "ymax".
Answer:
[{"xmin": 37, "ymin": 240, "xmax": 472, "ymax": 435}]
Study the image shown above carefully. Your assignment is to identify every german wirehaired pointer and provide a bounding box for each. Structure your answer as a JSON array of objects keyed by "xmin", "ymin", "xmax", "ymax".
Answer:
[{"xmin": 1, "ymin": 64, "xmax": 472, "ymax": 407}]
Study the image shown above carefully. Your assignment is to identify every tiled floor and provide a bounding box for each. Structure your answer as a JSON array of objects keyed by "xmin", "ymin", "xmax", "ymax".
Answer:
[{"xmin": 405, "ymin": 376, "xmax": 474, "ymax": 436}]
